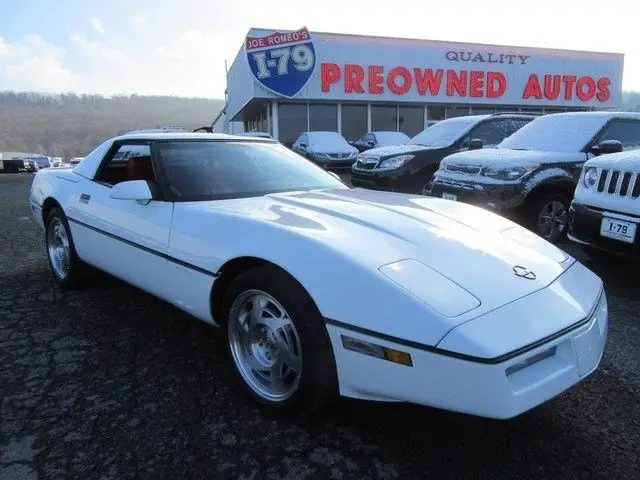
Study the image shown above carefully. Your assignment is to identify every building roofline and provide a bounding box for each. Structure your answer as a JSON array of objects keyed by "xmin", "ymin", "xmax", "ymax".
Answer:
[{"xmin": 243, "ymin": 27, "xmax": 624, "ymax": 58}]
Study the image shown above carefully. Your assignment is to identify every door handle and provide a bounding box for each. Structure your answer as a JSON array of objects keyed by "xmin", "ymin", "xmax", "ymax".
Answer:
[{"xmin": 80, "ymin": 193, "xmax": 91, "ymax": 204}]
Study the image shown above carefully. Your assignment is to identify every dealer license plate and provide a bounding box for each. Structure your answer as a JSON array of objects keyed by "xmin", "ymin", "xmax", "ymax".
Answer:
[
  {"xmin": 442, "ymin": 193, "xmax": 457, "ymax": 201},
  {"xmin": 600, "ymin": 217, "xmax": 636, "ymax": 243}
]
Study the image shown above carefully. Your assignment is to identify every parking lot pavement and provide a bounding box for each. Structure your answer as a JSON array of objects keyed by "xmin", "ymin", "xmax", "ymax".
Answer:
[{"xmin": 1, "ymin": 172, "xmax": 639, "ymax": 480}]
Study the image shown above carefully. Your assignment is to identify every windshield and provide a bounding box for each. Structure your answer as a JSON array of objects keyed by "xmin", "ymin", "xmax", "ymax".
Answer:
[
  {"xmin": 498, "ymin": 114, "xmax": 610, "ymax": 152},
  {"xmin": 375, "ymin": 132, "xmax": 410, "ymax": 145},
  {"xmin": 156, "ymin": 141, "xmax": 347, "ymax": 201},
  {"xmin": 408, "ymin": 119, "xmax": 478, "ymax": 147},
  {"xmin": 308, "ymin": 132, "xmax": 350, "ymax": 149}
]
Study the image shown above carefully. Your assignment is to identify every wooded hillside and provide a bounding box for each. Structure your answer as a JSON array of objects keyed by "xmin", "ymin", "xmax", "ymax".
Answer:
[
  {"xmin": 0, "ymin": 92, "xmax": 224, "ymax": 158},
  {"xmin": 1, "ymin": 90, "xmax": 640, "ymax": 159},
  {"xmin": 622, "ymin": 91, "xmax": 640, "ymax": 112}
]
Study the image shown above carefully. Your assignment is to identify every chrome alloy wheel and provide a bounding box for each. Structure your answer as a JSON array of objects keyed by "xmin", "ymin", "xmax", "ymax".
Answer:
[
  {"xmin": 228, "ymin": 290, "xmax": 302, "ymax": 402},
  {"xmin": 47, "ymin": 217, "xmax": 71, "ymax": 280},
  {"xmin": 538, "ymin": 200, "xmax": 567, "ymax": 239}
]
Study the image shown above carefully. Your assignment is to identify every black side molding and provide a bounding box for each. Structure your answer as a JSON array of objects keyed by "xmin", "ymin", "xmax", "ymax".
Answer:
[{"xmin": 67, "ymin": 217, "xmax": 219, "ymax": 277}]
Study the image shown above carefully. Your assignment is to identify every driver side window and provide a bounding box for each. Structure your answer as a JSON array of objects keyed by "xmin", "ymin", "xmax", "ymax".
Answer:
[
  {"xmin": 94, "ymin": 143, "xmax": 155, "ymax": 186},
  {"xmin": 464, "ymin": 118, "xmax": 531, "ymax": 148}
]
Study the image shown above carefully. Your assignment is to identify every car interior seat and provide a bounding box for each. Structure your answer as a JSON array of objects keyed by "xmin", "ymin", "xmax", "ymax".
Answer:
[{"xmin": 127, "ymin": 156, "xmax": 155, "ymax": 182}]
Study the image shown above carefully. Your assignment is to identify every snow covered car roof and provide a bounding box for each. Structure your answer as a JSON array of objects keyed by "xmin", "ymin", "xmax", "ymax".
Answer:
[
  {"xmin": 300, "ymin": 131, "xmax": 355, "ymax": 151},
  {"xmin": 497, "ymin": 111, "xmax": 640, "ymax": 154},
  {"xmin": 305, "ymin": 131, "xmax": 348, "ymax": 141}
]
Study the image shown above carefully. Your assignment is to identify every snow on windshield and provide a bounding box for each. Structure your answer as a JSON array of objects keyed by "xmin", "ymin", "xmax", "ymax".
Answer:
[
  {"xmin": 308, "ymin": 131, "xmax": 350, "ymax": 148},
  {"xmin": 374, "ymin": 131, "xmax": 410, "ymax": 145},
  {"xmin": 408, "ymin": 117, "xmax": 482, "ymax": 147},
  {"xmin": 498, "ymin": 114, "xmax": 610, "ymax": 153}
]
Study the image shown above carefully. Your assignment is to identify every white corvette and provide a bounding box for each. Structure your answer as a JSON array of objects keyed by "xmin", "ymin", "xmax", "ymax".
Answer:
[{"xmin": 28, "ymin": 132, "xmax": 608, "ymax": 418}]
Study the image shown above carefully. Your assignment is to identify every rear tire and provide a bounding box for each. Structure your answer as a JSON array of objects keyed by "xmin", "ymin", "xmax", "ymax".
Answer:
[
  {"xmin": 527, "ymin": 192, "xmax": 570, "ymax": 244},
  {"xmin": 220, "ymin": 265, "xmax": 338, "ymax": 414},
  {"xmin": 45, "ymin": 207, "xmax": 89, "ymax": 288}
]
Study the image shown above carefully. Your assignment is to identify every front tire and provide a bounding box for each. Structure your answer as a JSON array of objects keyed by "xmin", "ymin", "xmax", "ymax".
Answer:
[
  {"xmin": 45, "ymin": 207, "xmax": 88, "ymax": 288},
  {"xmin": 527, "ymin": 193, "xmax": 570, "ymax": 244},
  {"xmin": 220, "ymin": 265, "xmax": 338, "ymax": 413},
  {"xmin": 416, "ymin": 171, "xmax": 435, "ymax": 195}
]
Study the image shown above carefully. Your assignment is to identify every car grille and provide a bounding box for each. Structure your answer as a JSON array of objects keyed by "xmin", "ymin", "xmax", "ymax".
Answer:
[
  {"xmin": 327, "ymin": 153, "xmax": 353, "ymax": 159},
  {"xmin": 433, "ymin": 177, "xmax": 477, "ymax": 189},
  {"xmin": 444, "ymin": 164, "xmax": 482, "ymax": 175},
  {"xmin": 596, "ymin": 169, "xmax": 640, "ymax": 197}
]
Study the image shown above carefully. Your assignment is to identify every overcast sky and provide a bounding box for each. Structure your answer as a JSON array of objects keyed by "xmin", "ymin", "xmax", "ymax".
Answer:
[{"xmin": 0, "ymin": 0, "xmax": 638, "ymax": 98}]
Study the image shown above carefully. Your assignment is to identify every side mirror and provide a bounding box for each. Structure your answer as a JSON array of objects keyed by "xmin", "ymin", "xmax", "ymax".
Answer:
[
  {"xmin": 299, "ymin": 142, "xmax": 307, "ymax": 148},
  {"xmin": 109, "ymin": 180, "xmax": 153, "ymax": 204},
  {"xmin": 591, "ymin": 139, "xmax": 623, "ymax": 155},
  {"xmin": 469, "ymin": 138, "xmax": 484, "ymax": 150}
]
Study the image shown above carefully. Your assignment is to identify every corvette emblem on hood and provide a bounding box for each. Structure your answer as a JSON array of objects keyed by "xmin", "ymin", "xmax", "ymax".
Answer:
[{"xmin": 513, "ymin": 265, "xmax": 536, "ymax": 280}]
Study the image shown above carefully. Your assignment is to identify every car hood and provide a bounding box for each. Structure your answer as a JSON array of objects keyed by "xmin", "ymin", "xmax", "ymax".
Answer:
[
  {"xmin": 210, "ymin": 188, "xmax": 574, "ymax": 320},
  {"xmin": 362, "ymin": 143, "xmax": 441, "ymax": 158},
  {"xmin": 584, "ymin": 151, "xmax": 639, "ymax": 170},
  {"xmin": 441, "ymin": 148, "xmax": 585, "ymax": 168}
]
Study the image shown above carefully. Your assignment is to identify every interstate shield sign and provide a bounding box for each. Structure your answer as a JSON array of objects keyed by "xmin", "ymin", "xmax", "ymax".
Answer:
[{"xmin": 245, "ymin": 27, "xmax": 316, "ymax": 98}]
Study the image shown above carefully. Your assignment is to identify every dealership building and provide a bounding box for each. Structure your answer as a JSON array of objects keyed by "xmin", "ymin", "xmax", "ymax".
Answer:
[{"xmin": 213, "ymin": 27, "xmax": 624, "ymax": 146}]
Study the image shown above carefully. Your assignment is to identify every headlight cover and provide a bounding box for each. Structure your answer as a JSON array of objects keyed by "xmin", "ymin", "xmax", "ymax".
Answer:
[
  {"xmin": 377, "ymin": 155, "xmax": 415, "ymax": 170},
  {"xmin": 481, "ymin": 164, "xmax": 539, "ymax": 181},
  {"xmin": 583, "ymin": 167, "xmax": 599, "ymax": 189}
]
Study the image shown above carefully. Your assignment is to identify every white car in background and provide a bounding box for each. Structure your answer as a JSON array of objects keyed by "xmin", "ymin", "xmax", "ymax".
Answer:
[
  {"xmin": 569, "ymin": 149, "xmax": 640, "ymax": 260},
  {"xmin": 28, "ymin": 132, "xmax": 607, "ymax": 419},
  {"xmin": 57, "ymin": 157, "xmax": 85, "ymax": 168},
  {"xmin": 291, "ymin": 131, "xmax": 359, "ymax": 170}
]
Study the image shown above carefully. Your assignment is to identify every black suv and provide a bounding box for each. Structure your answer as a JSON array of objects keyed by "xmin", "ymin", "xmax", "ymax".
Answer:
[
  {"xmin": 350, "ymin": 113, "xmax": 535, "ymax": 194},
  {"xmin": 429, "ymin": 112, "xmax": 640, "ymax": 243}
]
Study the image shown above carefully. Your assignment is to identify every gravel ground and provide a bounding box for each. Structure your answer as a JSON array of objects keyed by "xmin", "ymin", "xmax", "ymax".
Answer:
[{"xmin": 1, "ymin": 173, "xmax": 638, "ymax": 480}]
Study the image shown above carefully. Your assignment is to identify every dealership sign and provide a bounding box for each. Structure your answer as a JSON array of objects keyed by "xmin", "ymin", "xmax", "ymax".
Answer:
[
  {"xmin": 245, "ymin": 27, "xmax": 316, "ymax": 98},
  {"xmin": 235, "ymin": 29, "xmax": 623, "ymax": 111},
  {"xmin": 319, "ymin": 63, "xmax": 612, "ymax": 102}
]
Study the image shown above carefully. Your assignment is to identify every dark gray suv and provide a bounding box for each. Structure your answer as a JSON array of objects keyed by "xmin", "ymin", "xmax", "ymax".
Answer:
[{"xmin": 429, "ymin": 112, "xmax": 640, "ymax": 243}]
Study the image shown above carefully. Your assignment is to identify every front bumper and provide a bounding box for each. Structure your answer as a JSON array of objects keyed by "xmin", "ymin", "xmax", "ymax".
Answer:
[
  {"xmin": 428, "ymin": 176, "xmax": 523, "ymax": 215},
  {"xmin": 350, "ymin": 166, "xmax": 417, "ymax": 192},
  {"xmin": 568, "ymin": 201, "xmax": 640, "ymax": 259},
  {"xmin": 326, "ymin": 277, "xmax": 608, "ymax": 419}
]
